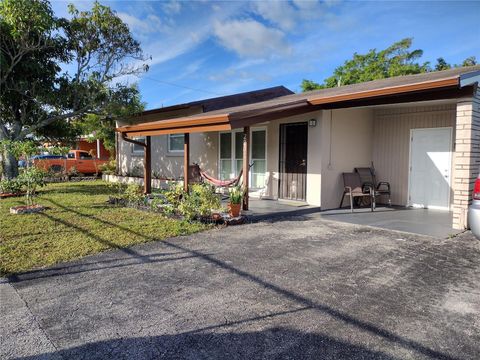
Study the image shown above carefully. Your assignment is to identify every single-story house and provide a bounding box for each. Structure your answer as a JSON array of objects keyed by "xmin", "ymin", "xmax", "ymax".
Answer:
[{"xmin": 116, "ymin": 66, "xmax": 480, "ymax": 230}]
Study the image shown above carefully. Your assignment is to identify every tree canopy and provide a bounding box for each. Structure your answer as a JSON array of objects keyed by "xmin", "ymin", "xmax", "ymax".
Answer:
[
  {"xmin": 0, "ymin": 0, "xmax": 147, "ymax": 178},
  {"xmin": 301, "ymin": 38, "xmax": 477, "ymax": 92}
]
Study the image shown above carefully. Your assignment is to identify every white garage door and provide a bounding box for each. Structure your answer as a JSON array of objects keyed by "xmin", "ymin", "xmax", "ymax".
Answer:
[{"xmin": 408, "ymin": 127, "xmax": 452, "ymax": 210}]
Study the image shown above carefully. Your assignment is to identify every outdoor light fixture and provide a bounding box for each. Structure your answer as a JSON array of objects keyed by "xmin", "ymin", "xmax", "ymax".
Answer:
[{"xmin": 309, "ymin": 119, "xmax": 317, "ymax": 127}]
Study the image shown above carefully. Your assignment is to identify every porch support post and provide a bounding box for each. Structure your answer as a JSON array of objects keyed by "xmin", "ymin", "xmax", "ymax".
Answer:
[
  {"xmin": 184, "ymin": 133, "xmax": 190, "ymax": 192},
  {"xmin": 144, "ymin": 136, "xmax": 151, "ymax": 194},
  {"xmin": 242, "ymin": 126, "xmax": 250, "ymax": 210}
]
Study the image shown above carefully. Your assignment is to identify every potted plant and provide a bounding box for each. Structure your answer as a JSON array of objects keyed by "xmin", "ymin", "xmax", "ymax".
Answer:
[{"xmin": 228, "ymin": 186, "xmax": 243, "ymax": 217}]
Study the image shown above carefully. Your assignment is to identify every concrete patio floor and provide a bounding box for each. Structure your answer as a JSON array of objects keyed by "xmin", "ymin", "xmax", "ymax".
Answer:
[
  {"xmin": 246, "ymin": 199, "xmax": 459, "ymax": 238},
  {"xmin": 2, "ymin": 217, "xmax": 479, "ymax": 359}
]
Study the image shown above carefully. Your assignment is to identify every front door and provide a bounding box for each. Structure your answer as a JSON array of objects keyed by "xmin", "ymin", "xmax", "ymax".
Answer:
[
  {"xmin": 409, "ymin": 127, "xmax": 452, "ymax": 210},
  {"xmin": 279, "ymin": 122, "xmax": 308, "ymax": 201}
]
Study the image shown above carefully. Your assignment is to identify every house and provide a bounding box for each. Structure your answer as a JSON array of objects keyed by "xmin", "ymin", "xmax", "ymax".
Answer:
[
  {"xmin": 116, "ymin": 66, "xmax": 480, "ymax": 230},
  {"xmin": 76, "ymin": 137, "xmax": 111, "ymax": 159}
]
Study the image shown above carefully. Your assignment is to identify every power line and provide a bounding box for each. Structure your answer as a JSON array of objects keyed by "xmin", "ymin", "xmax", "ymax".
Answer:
[{"xmin": 142, "ymin": 76, "xmax": 225, "ymax": 96}]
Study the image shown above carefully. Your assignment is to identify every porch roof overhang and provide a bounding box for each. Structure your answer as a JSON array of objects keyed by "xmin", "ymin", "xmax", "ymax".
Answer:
[{"xmin": 116, "ymin": 66, "xmax": 480, "ymax": 138}]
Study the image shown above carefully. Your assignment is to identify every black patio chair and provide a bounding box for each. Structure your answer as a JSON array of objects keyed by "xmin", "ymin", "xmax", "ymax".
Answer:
[
  {"xmin": 355, "ymin": 166, "xmax": 391, "ymax": 206},
  {"xmin": 339, "ymin": 172, "xmax": 375, "ymax": 212}
]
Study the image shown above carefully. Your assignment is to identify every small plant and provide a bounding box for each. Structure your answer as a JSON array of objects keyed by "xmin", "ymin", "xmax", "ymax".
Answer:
[
  {"xmin": 229, "ymin": 186, "xmax": 243, "ymax": 205},
  {"xmin": 178, "ymin": 184, "xmax": 221, "ymax": 221},
  {"xmin": 152, "ymin": 171, "xmax": 163, "ymax": 180},
  {"xmin": 123, "ymin": 183, "xmax": 144, "ymax": 205},
  {"xmin": 98, "ymin": 159, "xmax": 116, "ymax": 174},
  {"xmin": 164, "ymin": 183, "xmax": 185, "ymax": 208},
  {"xmin": 0, "ymin": 179, "xmax": 23, "ymax": 194},
  {"xmin": 17, "ymin": 167, "xmax": 47, "ymax": 206},
  {"xmin": 68, "ymin": 166, "xmax": 79, "ymax": 177},
  {"xmin": 130, "ymin": 164, "xmax": 143, "ymax": 177}
]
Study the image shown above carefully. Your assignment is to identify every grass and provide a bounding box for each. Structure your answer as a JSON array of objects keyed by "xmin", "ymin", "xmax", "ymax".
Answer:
[{"xmin": 0, "ymin": 181, "xmax": 211, "ymax": 276}]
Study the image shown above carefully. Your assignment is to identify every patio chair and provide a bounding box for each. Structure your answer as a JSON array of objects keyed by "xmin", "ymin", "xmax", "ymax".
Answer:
[
  {"xmin": 355, "ymin": 166, "xmax": 391, "ymax": 206},
  {"xmin": 339, "ymin": 172, "xmax": 375, "ymax": 212}
]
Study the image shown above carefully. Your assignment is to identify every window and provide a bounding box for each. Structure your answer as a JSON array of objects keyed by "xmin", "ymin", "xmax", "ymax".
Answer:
[
  {"xmin": 132, "ymin": 137, "xmax": 145, "ymax": 155},
  {"xmin": 79, "ymin": 152, "xmax": 93, "ymax": 159},
  {"xmin": 67, "ymin": 152, "xmax": 75, "ymax": 159},
  {"xmin": 219, "ymin": 129, "xmax": 267, "ymax": 188},
  {"xmin": 168, "ymin": 134, "xmax": 184, "ymax": 152}
]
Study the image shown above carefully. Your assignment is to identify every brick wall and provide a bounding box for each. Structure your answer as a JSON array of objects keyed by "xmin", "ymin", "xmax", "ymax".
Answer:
[{"xmin": 453, "ymin": 86, "xmax": 480, "ymax": 229}]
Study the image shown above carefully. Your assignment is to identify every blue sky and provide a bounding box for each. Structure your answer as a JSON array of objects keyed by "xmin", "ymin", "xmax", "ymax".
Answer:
[{"xmin": 51, "ymin": 0, "xmax": 480, "ymax": 110}]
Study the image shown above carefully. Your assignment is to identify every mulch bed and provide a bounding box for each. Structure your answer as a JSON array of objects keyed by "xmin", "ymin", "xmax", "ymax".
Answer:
[{"xmin": 10, "ymin": 204, "xmax": 47, "ymax": 214}]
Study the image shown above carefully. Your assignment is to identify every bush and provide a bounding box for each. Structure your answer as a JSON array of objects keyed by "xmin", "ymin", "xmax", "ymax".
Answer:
[
  {"xmin": 123, "ymin": 183, "xmax": 144, "ymax": 205},
  {"xmin": 17, "ymin": 167, "xmax": 47, "ymax": 205},
  {"xmin": 99, "ymin": 159, "xmax": 116, "ymax": 174},
  {"xmin": 0, "ymin": 179, "xmax": 23, "ymax": 194},
  {"xmin": 178, "ymin": 184, "xmax": 221, "ymax": 221}
]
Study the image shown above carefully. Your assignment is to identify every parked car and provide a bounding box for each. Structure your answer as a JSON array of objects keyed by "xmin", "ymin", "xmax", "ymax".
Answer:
[
  {"xmin": 468, "ymin": 173, "xmax": 480, "ymax": 239},
  {"xmin": 33, "ymin": 150, "xmax": 108, "ymax": 175},
  {"xmin": 18, "ymin": 154, "xmax": 65, "ymax": 168}
]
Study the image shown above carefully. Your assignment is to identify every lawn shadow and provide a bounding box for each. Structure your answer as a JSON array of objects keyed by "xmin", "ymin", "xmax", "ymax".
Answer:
[
  {"xmin": 18, "ymin": 327, "xmax": 400, "ymax": 360},
  {"xmin": 13, "ymin": 197, "xmax": 459, "ymax": 360}
]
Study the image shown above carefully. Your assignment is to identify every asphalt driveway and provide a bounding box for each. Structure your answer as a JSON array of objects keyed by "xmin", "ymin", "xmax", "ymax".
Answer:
[{"xmin": 1, "ymin": 215, "xmax": 479, "ymax": 359}]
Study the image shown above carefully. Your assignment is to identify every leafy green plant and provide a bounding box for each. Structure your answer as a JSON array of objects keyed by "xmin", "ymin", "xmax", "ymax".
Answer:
[
  {"xmin": 229, "ymin": 186, "xmax": 243, "ymax": 205},
  {"xmin": 164, "ymin": 183, "xmax": 185, "ymax": 209},
  {"xmin": 17, "ymin": 167, "xmax": 47, "ymax": 205},
  {"xmin": 68, "ymin": 166, "xmax": 79, "ymax": 177},
  {"xmin": 99, "ymin": 159, "xmax": 116, "ymax": 174},
  {"xmin": 178, "ymin": 184, "xmax": 221, "ymax": 221},
  {"xmin": 0, "ymin": 179, "xmax": 23, "ymax": 194},
  {"xmin": 122, "ymin": 183, "xmax": 144, "ymax": 205}
]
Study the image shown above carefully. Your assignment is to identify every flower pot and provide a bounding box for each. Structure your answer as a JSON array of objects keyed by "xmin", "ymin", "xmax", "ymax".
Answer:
[{"xmin": 228, "ymin": 203, "xmax": 241, "ymax": 218}]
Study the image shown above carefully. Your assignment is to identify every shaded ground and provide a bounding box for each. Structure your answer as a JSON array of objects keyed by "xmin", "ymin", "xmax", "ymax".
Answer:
[
  {"xmin": 1, "ymin": 215, "xmax": 479, "ymax": 359},
  {"xmin": 0, "ymin": 181, "xmax": 209, "ymax": 275}
]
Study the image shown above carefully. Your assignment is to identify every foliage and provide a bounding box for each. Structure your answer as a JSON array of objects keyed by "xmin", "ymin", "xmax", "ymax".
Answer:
[
  {"xmin": 228, "ymin": 186, "xmax": 243, "ymax": 205},
  {"xmin": 0, "ymin": 178, "xmax": 23, "ymax": 194},
  {"xmin": 122, "ymin": 183, "xmax": 144, "ymax": 205},
  {"xmin": 178, "ymin": 184, "xmax": 221, "ymax": 221},
  {"xmin": 98, "ymin": 159, "xmax": 116, "ymax": 174},
  {"xmin": 301, "ymin": 38, "xmax": 477, "ymax": 91},
  {"xmin": 17, "ymin": 166, "xmax": 47, "ymax": 205},
  {"xmin": 0, "ymin": 181, "xmax": 210, "ymax": 275},
  {"xmin": 0, "ymin": 0, "xmax": 148, "ymax": 177},
  {"xmin": 164, "ymin": 183, "xmax": 185, "ymax": 209}
]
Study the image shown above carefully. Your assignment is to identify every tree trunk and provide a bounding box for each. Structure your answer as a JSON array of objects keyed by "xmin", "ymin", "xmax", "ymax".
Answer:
[{"xmin": 2, "ymin": 149, "xmax": 19, "ymax": 179}]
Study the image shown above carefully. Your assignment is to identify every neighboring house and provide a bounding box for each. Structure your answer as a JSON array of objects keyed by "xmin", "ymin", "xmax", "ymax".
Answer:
[
  {"xmin": 116, "ymin": 66, "xmax": 480, "ymax": 230},
  {"xmin": 77, "ymin": 137, "xmax": 111, "ymax": 159}
]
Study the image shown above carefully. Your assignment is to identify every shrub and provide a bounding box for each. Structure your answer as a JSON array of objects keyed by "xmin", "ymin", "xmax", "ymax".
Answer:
[
  {"xmin": 164, "ymin": 183, "xmax": 184, "ymax": 209},
  {"xmin": 17, "ymin": 167, "xmax": 47, "ymax": 205},
  {"xmin": 99, "ymin": 159, "xmax": 116, "ymax": 174},
  {"xmin": 0, "ymin": 179, "xmax": 23, "ymax": 194},
  {"xmin": 123, "ymin": 183, "xmax": 144, "ymax": 205},
  {"xmin": 178, "ymin": 184, "xmax": 221, "ymax": 221}
]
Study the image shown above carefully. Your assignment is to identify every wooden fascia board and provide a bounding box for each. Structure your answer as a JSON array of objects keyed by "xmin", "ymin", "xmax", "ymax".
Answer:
[
  {"xmin": 308, "ymin": 77, "xmax": 460, "ymax": 105},
  {"xmin": 117, "ymin": 113, "xmax": 230, "ymax": 133},
  {"xmin": 122, "ymin": 123, "xmax": 232, "ymax": 137}
]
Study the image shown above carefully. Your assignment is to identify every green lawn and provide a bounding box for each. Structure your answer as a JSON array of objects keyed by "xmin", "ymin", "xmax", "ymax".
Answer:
[{"xmin": 0, "ymin": 181, "xmax": 210, "ymax": 276}]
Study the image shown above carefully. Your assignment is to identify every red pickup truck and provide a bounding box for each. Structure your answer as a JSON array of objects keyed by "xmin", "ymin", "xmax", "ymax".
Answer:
[{"xmin": 33, "ymin": 150, "xmax": 109, "ymax": 175}]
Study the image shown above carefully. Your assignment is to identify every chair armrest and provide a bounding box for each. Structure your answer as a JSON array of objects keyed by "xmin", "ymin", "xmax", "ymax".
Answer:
[
  {"xmin": 344, "ymin": 186, "xmax": 352, "ymax": 192},
  {"xmin": 377, "ymin": 181, "xmax": 390, "ymax": 192}
]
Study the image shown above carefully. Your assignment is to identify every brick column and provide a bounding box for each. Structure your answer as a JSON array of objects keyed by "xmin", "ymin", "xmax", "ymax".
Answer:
[{"xmin": 452, "ymin": 87, "xmax": 480, "ymax": 229}]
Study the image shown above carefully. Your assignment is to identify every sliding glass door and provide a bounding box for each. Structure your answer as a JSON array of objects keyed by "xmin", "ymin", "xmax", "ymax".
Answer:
[{"xmin": 219, "ymin": 128, "xmax": 267, "ymax": 189}]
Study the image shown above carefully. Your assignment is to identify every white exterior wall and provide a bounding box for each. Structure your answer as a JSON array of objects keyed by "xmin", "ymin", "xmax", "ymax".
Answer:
[
  {"xmin": 118, "ymin": 132, "xmax": 217, "ymax": 179},
  {"xmin": 319, "ymin": 108, "xmax": 374, "ymax": 210}
]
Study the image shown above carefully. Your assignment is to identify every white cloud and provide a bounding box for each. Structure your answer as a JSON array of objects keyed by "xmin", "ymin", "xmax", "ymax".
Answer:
[
  {"xmin": 117, "ymin": 12, "xmax": 165, "ymax": 35},
  {"xmin": 163, "ymin": 1, "xmax": 182, "ymax": 15},
  {"xmin": 214, "ymin": 19, "xmax": 292, "ymax": 58},
  {"xmin": 253, "ymin": 1, "xmax": 297, "ymax": 30}
]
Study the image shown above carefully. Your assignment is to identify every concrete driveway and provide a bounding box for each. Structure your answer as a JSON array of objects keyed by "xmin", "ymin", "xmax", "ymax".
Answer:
[{"xmin": 1, "ymin": 215, "xmax": 479, "ymax": 360}]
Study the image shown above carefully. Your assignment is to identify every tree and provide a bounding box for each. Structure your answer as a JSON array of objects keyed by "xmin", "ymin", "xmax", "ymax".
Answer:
[
  {"xmin": 0, "ymin": 0, "xmax": 148, "ymax": 178},
  {"xmin": 301, "ymin": 38, "xmax": 477, "ymax": 92}
]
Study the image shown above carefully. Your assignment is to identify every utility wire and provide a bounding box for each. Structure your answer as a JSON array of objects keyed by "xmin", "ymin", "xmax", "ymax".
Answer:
[{"xmin": 142, "ymin": 76, "xmax": 225, "ymax": 96}]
